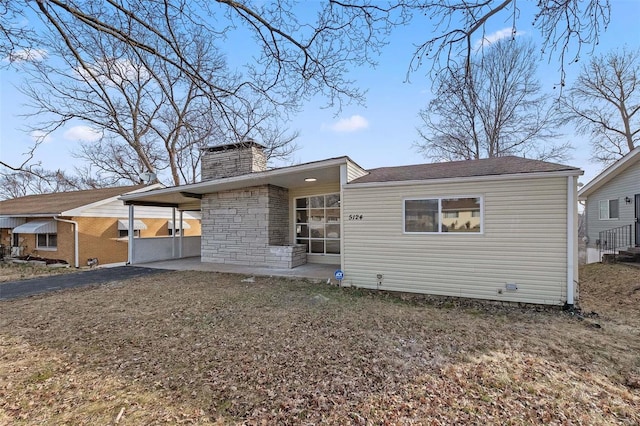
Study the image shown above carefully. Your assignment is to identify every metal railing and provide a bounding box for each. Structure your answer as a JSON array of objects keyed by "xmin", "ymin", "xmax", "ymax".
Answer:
[{"xmin": 597, "ymin": 224, "xmax": 633, "ymax": 258}]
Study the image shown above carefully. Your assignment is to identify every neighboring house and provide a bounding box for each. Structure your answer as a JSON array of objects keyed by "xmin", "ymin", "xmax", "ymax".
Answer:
[
  {"xmin": 0, "ymin": 185, "xmax": 201, "ymax": 267},
  {"xmin": 121, "ymin": 142, "xmax": 582, "ymax": 306},
  {"xmin": 578, "ymin": 147, "xmax": 640, "ymax": 263}
]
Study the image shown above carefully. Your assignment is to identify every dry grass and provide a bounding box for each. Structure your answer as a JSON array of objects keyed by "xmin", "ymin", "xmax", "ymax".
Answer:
[
  {"xmin": 0, "ymin": 261, "xmax": 79, "ymax": 284},
  {"xmin": 1, "ymin": 263, "xmax": 639, "ymax": 424}
]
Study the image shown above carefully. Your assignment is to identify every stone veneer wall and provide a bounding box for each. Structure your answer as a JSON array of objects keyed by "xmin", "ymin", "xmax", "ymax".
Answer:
[
  {"xmin": 201, "ymin": 184, "xmax": 306, "ymax": 268},
  {"xmin": 268, "ymin": 185, "xmax": 289, "ymax": 246},
  {"xmin": 201, "ymin": 144, "xmax": 267, "ymax": 181}
]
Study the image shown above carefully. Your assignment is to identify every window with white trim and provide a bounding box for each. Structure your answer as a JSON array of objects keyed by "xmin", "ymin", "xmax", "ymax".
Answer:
[
  {"xmin": 295, "ymin": 193, "xmax": 340, "ymax": 255},
  {"xmin": 404, "ymin": 197, "xmax": 482, "ymax": 233},
  {"xmin": 599, "ymin": 199, "xmax": 619, "ymax": 220},
  {"xmin": 36, "ymin": 233, "xmax": 57, "ymax": 249}
]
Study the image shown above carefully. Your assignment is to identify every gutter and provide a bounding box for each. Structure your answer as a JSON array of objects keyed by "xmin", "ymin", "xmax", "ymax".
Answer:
[{"xmin": 54, "ymin": 217, "xmax": 79, "ymax": 268}]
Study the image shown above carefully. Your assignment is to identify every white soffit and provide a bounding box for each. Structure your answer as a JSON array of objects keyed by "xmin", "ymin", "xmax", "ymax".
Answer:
[
  {"xmin": 0, "ymin": 217, "xmax": 26, "ymax": 229},
  {"xmin": 12, "ymin": 220, "xmax": 57, "ymax": 234},
  {"xmin": 117, "ymin": 219, "xmax": 147, "ymax": 230}
]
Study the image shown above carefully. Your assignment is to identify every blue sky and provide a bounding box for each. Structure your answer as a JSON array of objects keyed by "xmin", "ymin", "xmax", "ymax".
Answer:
[{"xmin": 1, "ymin": 1, "xmax": 639, "ymax": 185}]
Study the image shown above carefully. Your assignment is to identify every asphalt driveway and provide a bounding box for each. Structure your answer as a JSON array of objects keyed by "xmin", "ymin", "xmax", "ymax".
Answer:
[{"xmin": 0, "ymin": 266, "xmax": 167, "ymax": 301}]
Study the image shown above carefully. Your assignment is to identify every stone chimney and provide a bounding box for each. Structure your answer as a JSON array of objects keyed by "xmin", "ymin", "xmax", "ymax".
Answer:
[{"xmin": 201, "ymin": 141, "xmax": 267, "ymax": 181}]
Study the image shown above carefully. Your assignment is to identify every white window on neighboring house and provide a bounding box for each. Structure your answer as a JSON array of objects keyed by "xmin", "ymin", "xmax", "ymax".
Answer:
[
  {"xmin": 36, "ymin": 233, "xmax": 57, "ymax": 249},
  {"xmin": 404, "ymin": 197, "xmax": 483, "ymax": 233},
  {"xmin": 599, "ymin": 199, "xmax": 619, "ymax": 220}
]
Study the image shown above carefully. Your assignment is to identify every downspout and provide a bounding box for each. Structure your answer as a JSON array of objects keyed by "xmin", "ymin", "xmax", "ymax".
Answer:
[
  {"xmin": 54, "ymin": 216, "xmax": 79, "ymax": 268},
  {"xmin": 566, "ymin": 176, "xmax": 576, "ymax": 307}
]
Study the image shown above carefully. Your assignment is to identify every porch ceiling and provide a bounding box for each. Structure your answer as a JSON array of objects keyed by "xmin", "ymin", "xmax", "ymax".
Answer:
[{"xmin": 120, "ymin": 157, "xmax": 346, "ymax": 209}]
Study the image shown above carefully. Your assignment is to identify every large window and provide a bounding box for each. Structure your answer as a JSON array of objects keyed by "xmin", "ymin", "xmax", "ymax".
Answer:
[
  {"xmin": 599, "ymin": 199, "xmax": 619, "ymax": 220},
  {"xmin": 404, "ymin": 197, "xmax": 482, "ymax": 233},
  {"xmin": 296, "ymin": 193, "xmax": 340, "ymax": 255},
  {"xmin": 36, "ymin": 233, "xmax": 57, "ymax": 249}
]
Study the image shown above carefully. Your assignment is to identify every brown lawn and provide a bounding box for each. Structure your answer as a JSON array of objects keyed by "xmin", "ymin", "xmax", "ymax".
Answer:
[
  {"xmin": 0, "ymin": 263, "xmax": 639, "ymax": 425},
  {"xmin": 0, "ymin": 261, "xmax": 80, "ymax": 283}
]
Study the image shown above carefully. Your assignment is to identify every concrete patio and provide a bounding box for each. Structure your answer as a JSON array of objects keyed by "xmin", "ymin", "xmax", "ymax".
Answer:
[{"xmin": 134, "ymin": 257, "xmax": 341, "ymax": 281}]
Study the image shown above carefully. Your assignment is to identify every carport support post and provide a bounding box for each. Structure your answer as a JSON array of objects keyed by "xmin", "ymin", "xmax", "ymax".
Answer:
[
  {"xmin": 172, "ymin": 208, "xmax": 176, "ymax": 259},
  {"xmin": 179, "ymin": 210, "xmax": 184, "ymax": 258},
  {"xmin": 128, "ymin": 204, "xmax": 135, "ymax": 265}
]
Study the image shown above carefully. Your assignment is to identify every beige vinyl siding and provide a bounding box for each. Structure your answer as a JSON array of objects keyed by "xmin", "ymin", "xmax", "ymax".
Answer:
[
  {"xmin": 342, "ymin": 176, "xmax": 568, "ymax": 305},
  {"xmin": 289, "ymin": 183, "xmax": 341, "ymax": 264},
  {"xmin": 584, "ymin": 163, "xmax": 639, "ymax": 249},
  {"xmin": 346, "ymin": 161, "xmax": 368, "ymax": 182}
]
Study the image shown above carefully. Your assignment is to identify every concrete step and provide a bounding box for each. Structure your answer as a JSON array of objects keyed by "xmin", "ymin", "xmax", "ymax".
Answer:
[{"xmin": 618, "ymin": 249, "xmax": 640, "ymax": 262}]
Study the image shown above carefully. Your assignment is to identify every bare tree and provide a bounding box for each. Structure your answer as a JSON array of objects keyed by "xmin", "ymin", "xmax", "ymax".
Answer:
[
  {"xmin": 18, "ymin": 18, "xmax": 297, "ymax": 185},
  {"xmin": 1, "ymin": 0, "xmax": 611, "ymax": 108},
  {"xmin": 559, "ymin": 47, "xmax": 639, "ymax": 164},
  {"xmin": 416, "ymin": 38, "xmax": 569, "ymax": 162},
  {"xmin": 0, "ymin": 1, "xmax": 612, "ymax": 175},
  {"xmin": 1, "ymin": 1, "xmax": 383, "ymax": 105},
  {"xmin": 0, "ymin": 167, "xmax": 99, "ymax": 200},
  {"xmin": 327, "ymin": 1, "xmax": 610, "ymax": 83}
]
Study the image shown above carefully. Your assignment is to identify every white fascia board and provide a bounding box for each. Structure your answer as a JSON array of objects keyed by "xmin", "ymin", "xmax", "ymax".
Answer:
[
  {"xmin": 62, "ymin": 183, "xmax": 165, "ymax": 216},
  {"xmin": 120, "ymin": 158, "xmax": 350, "ymax": 202},
  {"xmin": 578, "ymin": 147, "xmax": 640, "ymax": 200},
  {"xmin": 344, "ymin": 169, "xmax": 583, "ymax": 189}
]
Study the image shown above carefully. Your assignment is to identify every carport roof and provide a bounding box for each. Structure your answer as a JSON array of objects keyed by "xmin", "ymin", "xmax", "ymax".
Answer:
[{"xmin": 120, "ymin": 156, "xmax": 360, "ymax": 209}]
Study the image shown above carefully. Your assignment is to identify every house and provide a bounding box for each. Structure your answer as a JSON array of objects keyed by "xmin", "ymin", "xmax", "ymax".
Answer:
[
  {"xmin": 121, "ymin": 142, "xmax": 582, "ymax": 306},
  {"xmin": 0, "ymin": 185, "xmax": 201, "ymax": 267},
  {"xmin": 578, "ymin": 147, "xmax": 640, "ymax": 263}
]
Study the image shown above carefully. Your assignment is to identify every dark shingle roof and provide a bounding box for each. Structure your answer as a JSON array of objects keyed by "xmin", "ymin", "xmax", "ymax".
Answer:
[
  {"xmin": 0, "ymin": 185, "xmax": 146, "ymax": 215},
  {"xmin": 352, "ymin": 156, "xmax": 580, "ymax": 184}
]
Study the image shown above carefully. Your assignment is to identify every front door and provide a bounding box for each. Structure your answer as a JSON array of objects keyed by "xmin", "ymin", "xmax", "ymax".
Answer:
[{"xmin": 635, "ymin": 194, "xmax": 640, "ymax": 247}]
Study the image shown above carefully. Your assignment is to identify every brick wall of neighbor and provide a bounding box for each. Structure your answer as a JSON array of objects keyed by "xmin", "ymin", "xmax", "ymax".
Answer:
[
  {"xmin": 201, "ymin": 184, "xmax": 305, "ymax": 268},
  {"xmin": 201, "ymin": 144, "xmax": 267, "ymax": 181}
]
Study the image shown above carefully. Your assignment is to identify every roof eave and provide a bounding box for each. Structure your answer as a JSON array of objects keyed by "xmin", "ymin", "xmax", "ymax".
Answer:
[
  {"xmin": 577, "ymin": 147, "xmax": 640, "ymax": 199},
  {"xmin": 346, "ymin": 169, "xmax": 583, "ymax": 189},
  {"xmin": 0, "ymin": 213, "xmax": 63, "ymax": 218}
]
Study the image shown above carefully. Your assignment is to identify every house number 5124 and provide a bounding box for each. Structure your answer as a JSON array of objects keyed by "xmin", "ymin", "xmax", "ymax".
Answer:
[{"xmin": 348, "ymin": 214, "xmax": 364, "ymax": 220}]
